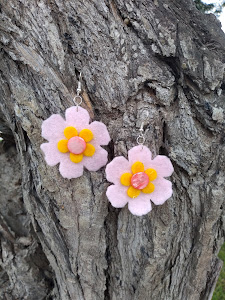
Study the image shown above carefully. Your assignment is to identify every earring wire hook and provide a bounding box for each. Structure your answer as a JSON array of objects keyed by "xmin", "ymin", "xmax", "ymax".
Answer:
[
  {"xmin": 73, "ymin": 71, "xmax": 82, "ymax": 111},
  {"xmin": 136, "ymin": 110, "xmax": 149, "ymax": 148}
]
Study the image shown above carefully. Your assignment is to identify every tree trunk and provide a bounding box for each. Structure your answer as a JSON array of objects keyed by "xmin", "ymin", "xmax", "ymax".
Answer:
[{"xmin": 0, "ymin": 0, "xmax": 224, "ymax": 299}]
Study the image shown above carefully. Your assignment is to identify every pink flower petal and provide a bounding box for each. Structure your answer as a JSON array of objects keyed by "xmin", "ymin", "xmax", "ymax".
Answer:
[
  {"xmin": 40, "ymin": 141, "xmax": 65, "ymax": 166},
  {"xmin": 128, "ymin": 195, "xmax": 152, "ymax": 216},
  {"xmin": 65, "ymin": 106, "xmax": 90, "ymax": 131},
  {"xmin": 88, "ymin": 121, "xmax": 110, "ymax": 146},
  {"xmin": 128, "ymin": 145, "xmax": 152, "ymax": 168},
  {"xmin": 59, "ymin": 155, "xmax": 84, "ymax": 179},
  {"xmin": 82, "ymin": 146, "xmax": 108, "ymax": 171},
  {"xmin": 106, "ymin": 144, "xmax": 173, "ymax": 215},
  {"xmin": 41, "ymin": 114, "xmax": 66, "ymax": 141},
  {"xmin": 150, "ymin": 177, "xmax": 173, "ymax": 205},
  {"xmin": 105, "ymin": 156, "xmax": 130, "ymax": 185},
  {"xmin": 106, "ymin": 185, "xmax": 129, "ymax": 208},
  {"xmin": 149, "ymin": 155, "xmax": 174, "ymax": 177}
]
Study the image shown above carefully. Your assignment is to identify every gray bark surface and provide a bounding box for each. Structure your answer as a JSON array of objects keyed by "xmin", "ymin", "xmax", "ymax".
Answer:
[{"xmin": 0, "ymin": 0, "xmax": 224, "ymax": 299}]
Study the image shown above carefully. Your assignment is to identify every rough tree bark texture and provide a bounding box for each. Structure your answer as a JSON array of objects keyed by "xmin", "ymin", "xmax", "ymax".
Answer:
[{"xmin": 0, "ymin": 0, "xmax": 224, "ymax": 299}]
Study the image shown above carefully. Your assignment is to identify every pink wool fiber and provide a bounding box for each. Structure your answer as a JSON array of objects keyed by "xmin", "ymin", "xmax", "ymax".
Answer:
[
  {"xmin": 41, "ymin": 106, "xmax": 110, "ymax": 179},
  {"xmin": 105, "ymin": 145, "xmax": 174, "ymax": 216}
]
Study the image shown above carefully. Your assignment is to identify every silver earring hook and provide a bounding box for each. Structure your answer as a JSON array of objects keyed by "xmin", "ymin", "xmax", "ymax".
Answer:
[
  {"xmin": 73, "ymin": 72, "xmax": 82, "ymax": 111},
  {"xmin": 77, "ymin": 72, "xmax": 82, "ymax": 95},
  {"xmin": 136, "ymin": 110, "xmax": 149, "ymax": 148},
  {"xmin": 137, "ymin": 123, "xmax": 145, "ymax": 147}
]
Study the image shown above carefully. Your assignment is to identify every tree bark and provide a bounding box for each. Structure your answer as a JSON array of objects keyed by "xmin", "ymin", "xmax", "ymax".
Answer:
[{"xmin": 0, "ymin": 0, "xmax": 224, "ymax": 299}]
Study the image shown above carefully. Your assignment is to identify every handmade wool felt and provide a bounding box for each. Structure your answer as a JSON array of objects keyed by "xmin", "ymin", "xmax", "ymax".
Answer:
[
  {"xmin": 120, "ymin": 173, "xmax": 132, "ymax": 186},
  {"xmin": 106, "ymin": 184, "xmax": 130, "ymax": 208},
  {"xmin": 64, "ymin": 126, "xmax": 78, "ymax": 139},
  {"xmin": 148, "ymin": 177, "xmax": 173, "ymax": 205},
  {"xmin": 127, "ymin": 186, "xmax": 141, "ymax": 198},
  {"xmin": 41, "ymin": 106, "xmax": 110, "ymax": 179},
  {"xmin": 128, "ymin": 197, "xmax": 152, "ymax": 216},
  {"xmin": 42, "ymin": 114, "xmax": 66, "ymax": 141},
  {"xmin": 148, "ymin": 155, "xmax": 174, "ymax": 178},
  {"xmin": 59, "ymin": 155, "xmax": 84, "ymax": 179},
  {"xmin": 57, "ymin": 139, "xmax": 69, "ymax": 153},
  {"xmin": 128, "ymin": 145, "xmax": 153, "ymax": 168},
  {"xmin": 58, "ymin": 126, "xmax": 94, "ymax": 156},
  {"xmin": 86, "ymin": 121, "xmax": 110, "ymax": 146},
  {"xmin": 70, "ymin": 153, "xmax": 83, "ymax": 163},
  {"xmin": 145, "ymin": 168, "xmax": 157, "ymax": 181},
  {"xmin": 119, "ymin": 164, "xmax": 156, "ymax": 196},
  {"xmin": 131, "ymin": 161, "xmax": 144, "ymax": 174},
  {"xmin": 79, "ymin": 129, "xmax": 94, "ymax": 142},
  {"xmin": 83, "ymin": 143, "xmax": 95, "ymax": 156},
  {"xmin": 81, "ymin": 146, "xmax": 108, "ymax": 172},
  {"xmin": 142, "ymin": 182, "xmax": 155, "ymax": 194},
  {"xmin": 129, "ymin": 146, "xmax": 174, "ymax": 177},
  {"xmin": 40, "ymin": 141, "xmax": 64, "ymax": 166},
  {"xmin": 65, "ymin": 106, "xmax": 90, "ymax": 131},
  {"xmin": 106, "ymin": 156, "xmax": 131, "ymax": 185},
  {"xmin": 105, "ymin": 145, "xmax": 174, "ymax": 216},
  {"xmin": 106, "ymin": 184, "xmax": 153, "ymax": 216}
]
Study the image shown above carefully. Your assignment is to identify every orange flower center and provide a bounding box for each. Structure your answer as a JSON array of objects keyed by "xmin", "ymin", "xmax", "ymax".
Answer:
[
  {"xmin": 67, "ymin": 136, "xmax": 86, "ymax": 154},
  {"xmin": 120, "ymin": 161, "xmax": 158, "ymax": 198},
  {"xmin": 131, "ymin": 172, "xmax": 149, "ymax": 189},
  {"xmin": 57, "ymin": 126, "xmax": 95, "ymax": 163}
]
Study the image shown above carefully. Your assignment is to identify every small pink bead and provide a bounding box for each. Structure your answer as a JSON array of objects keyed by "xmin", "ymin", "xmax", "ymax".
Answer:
[
  {"xmin": 131, "ymin": 172, "xmax": 149, "ymax": 190},
  {"xmin": 67, "ymin": 136, "xmax": 86, "ymax": 154}
]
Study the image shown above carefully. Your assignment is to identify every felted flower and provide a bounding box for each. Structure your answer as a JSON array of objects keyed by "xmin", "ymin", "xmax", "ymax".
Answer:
[
  {"xmin": 41, "ymin": 106, "xmax": 110, "ymax": 179},
  {"xmin": 106, "ymin": 145, "xmax": 174, "ymax": 216}
]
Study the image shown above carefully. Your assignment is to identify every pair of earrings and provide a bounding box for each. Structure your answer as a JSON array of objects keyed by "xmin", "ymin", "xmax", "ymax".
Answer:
[{"xmin": 40, "ymin": 74, "xmax": 174, "ymax": 216}]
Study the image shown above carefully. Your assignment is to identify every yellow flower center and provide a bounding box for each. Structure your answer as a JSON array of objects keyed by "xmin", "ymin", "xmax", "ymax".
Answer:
[
  {"xmin": 57, "ymin": 127, "xmax": 95, "ymax": 163},
  {"xmin": 120, "ymin": 161, "xmax": 157, "ymax": 198}
]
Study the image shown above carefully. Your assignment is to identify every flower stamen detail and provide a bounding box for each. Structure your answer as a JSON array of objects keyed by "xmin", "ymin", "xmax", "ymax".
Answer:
[
  {"xmin": 64, "ymin": 126, "xmax": 78, "ymax": 139},
  {"xmin": 120, "ymin": 173, "xmax": 132, "ymax": 186},
  {"xmin": 145, "ymin": 168, "xmax": 157, "ymax": 181},
  {"xmin": 57, "ymin": 140, "xmax": 69, "ymax": 153},
  {"xmin": 41, "ymin": 106, "xmax": 110, "ymax": 179},
  {"xmin": 142, "ymin": 182, "xmax": 155, "ymax": 194},
  {"xmin": 131, "ymin": 161, "xmax": 144, "ymax": 174},
  {"xmin": 57, "ymin": 126, "xmax": 96, "ymax": 163},
  {"xmin": 83, "ymin": 143, "xmax": 95, "ymax": 156},
  {"xmin": 127, "ymin": 186, "xmax": 141, "ymax": 198},
  {"xmin": 120, "ymin": 163, "xmax": 158, "ymax": 198},
  {"xmin": 131, "ymin": 172, "xmax": 149, "ymax": 190},
  {"xmin": 68, "ymin": 136, "xmax": 86, "ymax": 154},
  {"xmin": 79, "ymin": 129, "xmax": 94, "ymax": 142},
  {"xmin": 70, "ymin": 153, "xmax": 83, "ymax": 163}
]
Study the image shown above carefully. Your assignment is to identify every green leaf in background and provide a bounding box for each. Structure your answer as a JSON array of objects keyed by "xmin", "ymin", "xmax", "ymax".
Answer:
[
  {"xmin": 194, "ymin": 0, "xmax": 225, "ymax": 15},
  {"xmin": 212, "ymin": 243, "xmax": 225, "ymax": 300}
]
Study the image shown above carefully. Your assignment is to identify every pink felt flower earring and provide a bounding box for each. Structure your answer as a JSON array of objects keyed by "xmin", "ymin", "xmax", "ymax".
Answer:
[
  {"xmin": 40, "ymin": 73, "xmax": 110, "ymax": 179},
  {"xmin": 105, "ymin": 115, "xmax": 174, "ymax": 216}
]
